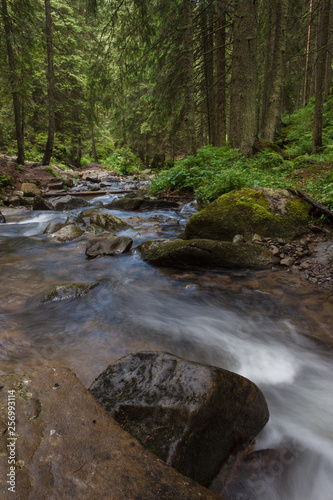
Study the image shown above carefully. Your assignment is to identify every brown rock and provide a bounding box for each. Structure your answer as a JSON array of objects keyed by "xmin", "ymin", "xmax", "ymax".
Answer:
[
  {"xmin": 86, "ymin": 236, "xmax": 133, "ymax": 258},
  {"xmin": 0, "ymin": 368, "xmax": 219, "ymax": 500}
]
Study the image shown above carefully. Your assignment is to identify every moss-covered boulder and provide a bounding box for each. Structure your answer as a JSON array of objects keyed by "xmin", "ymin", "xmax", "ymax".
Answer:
[
  {"xmin": 89, "ymin": 212, "xmax": 129, "ymax": 231},
  {"xmin": 51, "ymin": 224, "xmax": 84, "ymax": 242},
  {"xmin": 138, "ymin": 238, "xmax": 279, "ymax": 268},
  {"xmin": 184, "ymin": 187, "xmax": 312, "ymax": 241},
  {"xmin": 42, "ymin": 282, "xmax": 98, "ymax": 302},
  {"xmin": 89, "ymin": 352, "xmax": 269, "ymax": 487}
]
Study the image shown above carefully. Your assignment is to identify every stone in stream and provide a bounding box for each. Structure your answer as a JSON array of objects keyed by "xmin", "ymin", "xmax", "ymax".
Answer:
[
  {"xmin": 33, "ymin": 194, "xmax": 53, "ymax": 211},
  {"xmin": 138, "ymin": 238, "xmax": 280, "ymax": 269},
  {"xmin": 105, "ymin": 196, "xmax": 179, "ymax": 211},
  {"xmin": 49, "ymin": 195, "xmax": 90, "ymax": 211},
  {"xmin": 0, "ymin": 368, "xmax": 219, "ymax": 500},
  {"xmin": 184, "ymin": 187, "xmax": 312, "ymax": 242},
  {"xmin": 86, "ymin": 235, "xmax": 133, "ymax": 258},
  {"xmin": 51, "ymin": 224, "xmax": 84, "ymax": 242},
  {"xmin": 42, "ymin": 282, "xmax": 98, "ymax": 302},
  {"xmin": 76, "ymin": 209, "xmax": 129, "ymax": 232},
  {"xmin": 43, "ymin": 220, "xmax": 67, "ymax": 234},
  {"xmin": 89, "ymin": 351, "xmax": 269, "ymax": 487},
  {"xmin": 0, "ymin": 210, "xmax": 5, "ymax": 223}
]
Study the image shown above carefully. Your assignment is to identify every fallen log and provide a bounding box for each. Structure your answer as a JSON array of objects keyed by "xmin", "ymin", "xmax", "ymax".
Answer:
[
  {"xmin": 43, "ymin": 189, "xmax": 136, "ymax": 197},
  {"xmin": 288, "ymin": 188, "xmax": 333, "ymax": 220}
]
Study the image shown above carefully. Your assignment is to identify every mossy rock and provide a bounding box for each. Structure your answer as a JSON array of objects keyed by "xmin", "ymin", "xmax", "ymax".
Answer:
[
  {"xmin": 51, "ymin": 224, "xmax": 84, "ymax": 242},
  {"xmin": 185, "ymin": 187, "xmax": 312, "ymax": 241},
  {"xmin": 138, "ymin": 238, "xmax": 279, "ymax": 269},
  {"xmin": 90, "ymin": 212, "xmax": 129, "ymax": 231},
  {"xmin": 42, "ymin": 282, "xmax": 98, "ymax": 302}
]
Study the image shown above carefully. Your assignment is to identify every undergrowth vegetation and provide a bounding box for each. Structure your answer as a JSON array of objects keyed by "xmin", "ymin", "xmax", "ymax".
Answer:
[{"xmin": 150, "ymin": 97, "xmax": 333, "ymax": 209}]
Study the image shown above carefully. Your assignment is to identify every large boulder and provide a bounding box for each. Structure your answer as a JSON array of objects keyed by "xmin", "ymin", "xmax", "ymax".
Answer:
[
  {"xmin": 0, "ymin": 210, "xmax": 5, "ymax": 223},
  {"xmin": 86, "ymin": 235, "xmax": 133, "ymax": 258},
  {"xmin": 0, "ymin": 368, "xmax": 219, "ymax": 500},
  {"xmin": 184, "ymin": 187, "xmax": 312, "ymax": 242},
  {"xmin": 42, "ymin": 282, "xmax": 98, "ymax": 302},
  {"xmin": 138, "ymin": 238, "xmax": 279, "ymax": 268},
  {"xmin": 51, "ymin": 224, "xmax": 84, "ymax": 242},
  {"xmin": 50, "ymin": 195, "xmax": 90, "ymax": 211},
  {"xmin": 89, "ymin": 352, "xmax": 269, "ymax": 487}
]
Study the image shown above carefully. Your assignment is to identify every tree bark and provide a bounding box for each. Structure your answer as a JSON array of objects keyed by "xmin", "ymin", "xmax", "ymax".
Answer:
[
  {"xmin": 42, "ymin": 0, "xmax": 56, "ymax": 166},
  {"xmin": 229, "ymin": 0, "xmax": 258, "ymax": 156},
  {"xmin": 312, "ymin": 0, "xmax": 331, "ymax": 153},
  {"xmin": 260, "ymin": 0, "xmax": 289, "ymax": 143},
  {"xmin": 214, "ymin": 0, "xmax": 227, "ymax": 147},
  {"xmin": 202, "ymin": 5, "xmax": 215, "ymax": 145},
  {"xmin": 1, "ymin": 0, "xmax": 24, "ymax": 164},
  {"xmin": 183, "ymin": 0, "xmax": 196, "ymax": 155}
]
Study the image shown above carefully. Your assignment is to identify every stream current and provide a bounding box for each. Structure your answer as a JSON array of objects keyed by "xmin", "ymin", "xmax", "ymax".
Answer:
[{"xmin": 0, "ymin": 186, "xmax": 332, "ymax": 499}]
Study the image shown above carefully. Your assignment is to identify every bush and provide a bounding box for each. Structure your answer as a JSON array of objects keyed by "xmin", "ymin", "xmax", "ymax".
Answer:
[
  {"xmin": 100, "ymin": 146, "xmax": 144, "ymax": 175},
  {"xmin": 0, "ymin": 174, "xmax": 13, "ymax": 189}
]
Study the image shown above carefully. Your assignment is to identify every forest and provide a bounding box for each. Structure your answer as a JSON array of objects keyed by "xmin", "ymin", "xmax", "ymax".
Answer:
[{"xmin": 0, "ymin": 0, "xmax": 333, "ymax": 210}]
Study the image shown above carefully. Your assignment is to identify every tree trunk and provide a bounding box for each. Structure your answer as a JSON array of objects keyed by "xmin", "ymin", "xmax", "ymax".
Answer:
[
  {"xmin": 324, "ymin": 0, "xmax": 333, "ymax": 96},
  {"xmin": 229, "ymin": 0, "xmax": 258, "ymax": 156},
  {"xmin": 260, "ymin": 0, "xmax": 289, "ymax": 143},
  {"xmin": 214, "ymin": 0, "xmax": 227, "ymax": 147},
  {"xmin": 304, "ymin": 0, "xmax": 314, "ymax": 104},
  {"xmin": 312, "ymin": 0, "xmax": 331, "ymax": 153},
  {"xmin": 202, "ymin": 5, "xmax": 215, "ymax": 145},
  {"xmin": 1, "ymin": 0, "xmax": 24, "ymax": 164},
  {"xmin": 42, "ymin": 0, "xmax": 56, "ymax": 166},
  {"xmin": 183, "ymin": 0, "xmax": 196, "ymax": 155}
]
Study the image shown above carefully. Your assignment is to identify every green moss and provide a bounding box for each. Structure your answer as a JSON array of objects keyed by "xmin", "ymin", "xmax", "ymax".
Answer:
[{"xmin": 185, "ymin": 187, "xmax": 311, "ymax": 241}]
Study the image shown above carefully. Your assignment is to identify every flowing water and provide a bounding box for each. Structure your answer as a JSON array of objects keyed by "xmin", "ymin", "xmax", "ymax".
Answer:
[{"xmin": 0, "ymin": 189, "xmax": 332, "ymax": 499}]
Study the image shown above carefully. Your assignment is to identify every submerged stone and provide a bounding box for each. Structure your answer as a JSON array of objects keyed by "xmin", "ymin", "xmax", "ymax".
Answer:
[
  {"xmin": 42, "ymin": 282, "xmax": 98, "ymax": 302},
  {"xmin": 89, "ymin": 351, "xmax": 269, "ymax": 487}
]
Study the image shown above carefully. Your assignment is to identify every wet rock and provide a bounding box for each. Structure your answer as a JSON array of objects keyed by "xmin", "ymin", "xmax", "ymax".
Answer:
[
  {"xmin": 33, "ymin": 195, "xmax": 53, "ymax": 211},
  {"xmin": 105, "ymin": 197, "xmax": 179, "ymax": 211},
  {"xmin": 0, "ymin": 368, "xmax": 218, "ymax": 500},
  {"xmin": 138, "ymin": 238, "xmax": 280, "ymax": 269},
  {"xmin": 0, "ymin": 211, "xmax": 5, "ymax": 223},
  {"xmin": 42, "ymin": 282, "xmax": 98, "ymax": 302},
  {"xmin": 210, "ymin": 448, "xmax": 286, "ymax": 499},
  {"xmin": 51, "ymin": 224, "xmax": 84, "ymax": 242},
  {"xmin": 105, "ymin": 196, "xmax": 144, "ymax": 211},
  {"xmin": 89, "ymin": 212, "xmax": 129, "ymax": 232},
  {"xmin": 86, "ymin": 235, "xmax": 133, "ymax": 258},
  {"xmin": 184, "ymin": 187, "xmax": 311, "ymax": 242},
  {"xmin": 50, "ymin": 195, "xmax": 90, "ymax": 211},
  {"xmin": 90, "ymin": 352, "xmax": 269, "ymax": 487},
  {"xmin": 21, "ymin": 182, "xmax": 41, "ymax": 197},
  {"xmin": 43, "ymin": 221, "xmax": 66, "ymax": 234}
]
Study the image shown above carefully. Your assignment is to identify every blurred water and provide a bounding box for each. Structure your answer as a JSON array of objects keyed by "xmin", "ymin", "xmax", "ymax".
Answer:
[{"xmin": 0, "ymin": 200, "xmax": 332, "ymax": 499}]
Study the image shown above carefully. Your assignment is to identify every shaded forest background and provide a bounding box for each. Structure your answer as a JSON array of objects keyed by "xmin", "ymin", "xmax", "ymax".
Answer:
[{"xmin": 0, "ymin": 0, "xmax": 333, "ymax": 173}]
